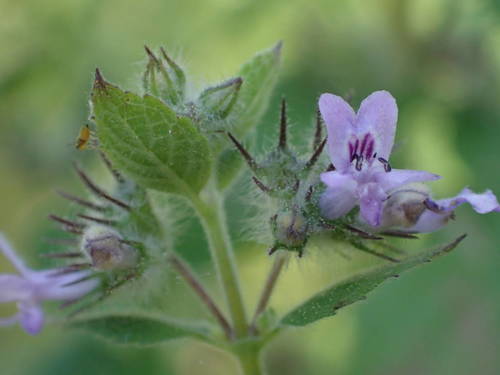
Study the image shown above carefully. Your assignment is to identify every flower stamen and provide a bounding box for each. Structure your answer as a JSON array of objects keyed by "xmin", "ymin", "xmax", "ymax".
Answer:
[{"xmin": 377, "ymin": 157, "xmax": 392, "ymax": 172}]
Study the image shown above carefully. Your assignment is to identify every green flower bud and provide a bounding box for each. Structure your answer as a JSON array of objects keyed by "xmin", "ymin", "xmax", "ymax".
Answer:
[
  {"xmin": 143, "ymin": 46, "xmax": 185, "ymax": 105},
  {"xmin": 198, "ymin": 77, "xmax": 242, "ymax": 119}
]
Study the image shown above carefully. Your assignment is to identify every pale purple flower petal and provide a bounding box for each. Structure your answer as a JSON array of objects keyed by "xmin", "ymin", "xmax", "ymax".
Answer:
[
  {"xmin": 320, "ymin": 187, "xmax": 358, "ymax": 220},
  {"xmin": 0, "ymin": 275, "xmax": 31, "ymax": 302},
  {"xmin": 38, "ymin": 270, "xmax": 98, "ymax": 301},
  {"xmin": 359, "ymin": 183, "xmax": 387, "ymax": 226},
  {"xmin": 319, "ymin": 93, "xmax": 356, "ymax": 172},
  {"xmin": 319, "ymin": 171, "xmax": 358, "ymax": 219},
  {"xmin": 376, "ymin": 169, "xmax": 441, "ymax": 192},
  {"xmin": 18, "ymin": 302, "xmax": 44, "ymax": 335},
  {"xmin": 356, "ymin": 91, "xmax": 398, "ymax": 160},
  {"xmin": 431, "ymin": 188, "xmax": 500, "ymax": 214},
  {"xmin": 406, "ymin": 210, "xmax": 451, "ymax": 233},
  {"xmin": 320, "ymin": 170, "xmax": 358, "ymax": 190}
]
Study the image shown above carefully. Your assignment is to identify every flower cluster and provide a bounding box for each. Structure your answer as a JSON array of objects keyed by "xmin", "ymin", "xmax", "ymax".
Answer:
[
  {"xmin": 226, "ymin": 91, "xmax": 499, "ymax": 261},
  {"xmin": 1, "ymin": 80, "xmax": 499, "ymax": 338}
]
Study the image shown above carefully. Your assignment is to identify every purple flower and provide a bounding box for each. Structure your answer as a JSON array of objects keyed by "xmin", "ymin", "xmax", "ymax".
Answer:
[
  {"xmin": 318, "ymin": 91, "xmax": 440, "ymax": 226},
  {"xmin": 408, "ymin": 188, "xmax": 500, "ymax": 233},
  {"xmin": 358, "ymin": 184, "xmax": 500, "ymax": 233},
  {"xmin": 0, "ymin": 233, "xmax": 98, "ymax": 335}
]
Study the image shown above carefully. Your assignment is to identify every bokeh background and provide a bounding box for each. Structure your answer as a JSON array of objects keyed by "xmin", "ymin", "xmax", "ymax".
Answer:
[{"xmin": 1, "ymin": 0, "xmax": 500, "ymax": 374}]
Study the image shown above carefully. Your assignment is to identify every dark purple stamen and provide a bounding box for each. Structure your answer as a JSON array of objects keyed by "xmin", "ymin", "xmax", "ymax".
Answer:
[
  {"xmin": 355, "ymin": 155, "xmax": 363, "ymax": 171},
  {"xmin": 349, "ymin": 133, "xmax": 376, "ymax": 170},
  {"xmin": 377, "ymin": 157, "xmax": 392, "ymax": 172},
  {"xmin": 424, "ymin": 198, "xmax": 443, "ymax": 213}
]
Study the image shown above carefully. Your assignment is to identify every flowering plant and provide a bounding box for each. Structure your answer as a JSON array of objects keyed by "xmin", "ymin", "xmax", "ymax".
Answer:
[{"xmin": 1, "ymin": 43, "xmax": 498, "ymax": 374}]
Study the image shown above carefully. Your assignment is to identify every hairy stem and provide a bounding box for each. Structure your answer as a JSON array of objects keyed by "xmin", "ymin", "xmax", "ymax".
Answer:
[
  {"xmin": 191, "ymin": 190, "xmax": 248, "ymax": 338},
  {"xmin": 250, "ymin": 252, "xmax": 288, "ymax": 333},
  {"xmin": 167, "ymin": 252, "xmax": 233, "ymax": 339}
]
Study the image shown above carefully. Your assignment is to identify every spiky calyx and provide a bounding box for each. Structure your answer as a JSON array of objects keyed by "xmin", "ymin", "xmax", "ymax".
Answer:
[{"xmin": 46, "ymin": 155, "xmax": 165, "ymax": 316}]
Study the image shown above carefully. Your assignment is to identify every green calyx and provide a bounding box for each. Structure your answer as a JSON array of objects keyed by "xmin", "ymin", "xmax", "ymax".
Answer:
[{"xmin": 227, "ymin": 99, "xmax": 328, "ymax": 257}]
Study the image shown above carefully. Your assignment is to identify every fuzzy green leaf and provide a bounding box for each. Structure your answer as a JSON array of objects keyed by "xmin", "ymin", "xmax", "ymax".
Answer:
[
  {"xmin": 69, "ymin": 314, "xmax": 210, "ymax": 345},
  {"xmin": 91, "ymin": 71, "xmax": 211, "ymax": 195},
  {"xmin": 281, "ymin": 235, "xmax": 466, "ymax": 327},
  {"xmin": 231, "ymin": 42, "xmax": 282, "ymax": 136}
]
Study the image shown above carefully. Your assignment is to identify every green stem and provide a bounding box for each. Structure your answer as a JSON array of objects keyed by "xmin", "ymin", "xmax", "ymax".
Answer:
[
  {"xmin": 191, "ymin": 189, "xmax": 248, "ymax": 338},
  {"xmin": 236, "ymin": 344, "xmax": 265, "ymax": 375}
]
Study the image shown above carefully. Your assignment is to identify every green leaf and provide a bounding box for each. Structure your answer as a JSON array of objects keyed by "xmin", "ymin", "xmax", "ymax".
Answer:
[
  {"xmin": 231, "ymin": 41, "xmax": 282, "ymax": 136},
  {"xmin": 69, "ymin": 314, "xmax": 211, "ymax": 345},
  {"xmin": 91, "ymin": 70, "xmax": 212, "ymax": 196},
  {"xmin": 280, "ymin": 235, "xmax": 466, "ymax": 327}
]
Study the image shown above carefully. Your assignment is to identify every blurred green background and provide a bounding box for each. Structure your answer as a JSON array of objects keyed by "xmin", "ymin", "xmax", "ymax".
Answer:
[{"xmin": 1, "ymin": 0, "xmax": 500, "ymax": 374}]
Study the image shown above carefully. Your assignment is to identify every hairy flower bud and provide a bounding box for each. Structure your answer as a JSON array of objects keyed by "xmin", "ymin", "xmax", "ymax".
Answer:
[
  {"xmin": 82, "ymin": 227, "xmax": 138, "ymax": 270},
  {"xmin": 198, "ymin": 77, "xmax": 242, "ymax": 119},
  {"xmin": 271, "ymin": 208, "xmax": 309, "ymax": 255},
  {"xmin": 143, "ymin": 46, "xmax": 185, "ymax": 105}
]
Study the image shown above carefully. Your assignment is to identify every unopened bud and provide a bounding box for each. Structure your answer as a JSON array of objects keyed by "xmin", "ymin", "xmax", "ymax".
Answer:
[
  {"xmin": 272, "ymin": 208, "xmax": 309, "ymax": 251},
  {"xmin": 143, "ymin": 46, "xmax": 185, "ymax": 105},
  {"xmin": 198, "ymin": 77, "xmax": 242, "ymax": 119},
  {"xmin": 82, "ymin": 227, "xmax": 138, "ymax": 270}
]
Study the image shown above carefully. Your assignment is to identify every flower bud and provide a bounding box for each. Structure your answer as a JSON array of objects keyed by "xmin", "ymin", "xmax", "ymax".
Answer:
[
  {"xmin": 198, "ymin": 77, "xmax": 242, "ymax": 119},
  {"xmin": 271, "ymin": 208, "xmax": 309, "ymax": 252},
  {"xmin": 142, "ymin": 46, "xmax": 185, "ymax": 105},
  {"xmin": 82, "ymin": 227, "xmax": 138, "ymax": 270}
]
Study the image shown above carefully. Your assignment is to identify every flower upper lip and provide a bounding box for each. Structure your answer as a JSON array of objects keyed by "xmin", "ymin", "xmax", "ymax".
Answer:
[{"xmin": 318, "ymin": 91, "xmax": 440, "ymax": 226}]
